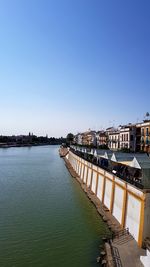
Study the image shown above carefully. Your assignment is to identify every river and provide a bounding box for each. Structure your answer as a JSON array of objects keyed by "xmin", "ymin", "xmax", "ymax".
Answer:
[{"xmin": 0, "ymin": 145, "xmax": 110, "ymax": 267}]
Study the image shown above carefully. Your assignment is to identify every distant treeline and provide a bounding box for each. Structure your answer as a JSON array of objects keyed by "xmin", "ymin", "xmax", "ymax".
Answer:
[{"xmin": 0, "ymin": 134, "xmax": 66, "ymax": 147}]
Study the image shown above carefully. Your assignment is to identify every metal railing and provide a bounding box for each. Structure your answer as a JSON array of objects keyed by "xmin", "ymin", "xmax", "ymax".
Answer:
[
  {"xmin": 111, "ymin": 246, "xmax": 123, "ymax": 267},
  {"xmin": 70, "ymin": 148, "xmax": 144, "ymax": 190},
  {"xmin": 112, "ymin": 228, "xmax": 129, "ymax": 240}
]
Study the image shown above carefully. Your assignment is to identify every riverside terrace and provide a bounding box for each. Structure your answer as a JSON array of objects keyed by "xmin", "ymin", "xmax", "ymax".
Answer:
[{"xmin": 69, "ymin": 147, "xmax": 150, "ymax": 190}]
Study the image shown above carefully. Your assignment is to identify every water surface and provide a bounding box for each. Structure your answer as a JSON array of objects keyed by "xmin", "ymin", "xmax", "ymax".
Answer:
[{"xmin": 0, "ymin": 146, "xmax": 110, "ymax": 267}]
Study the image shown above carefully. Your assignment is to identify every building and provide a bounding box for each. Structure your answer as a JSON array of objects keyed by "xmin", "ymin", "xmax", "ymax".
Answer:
[
  {"xmin": 139, "ymin": 120, "xmax": 150, "ymax": 153},
  {"xmin": 74, "ymin": 133, "xmax": 83, "ymax": 145},
  {"xmin": 105, "ymin": 127, "xmax": 116, "ymax": 135},
  {"xmin": 82, "ymin": 130, "xmax": 97, "ymax": 146},
  {"xmin": 119, "ymin": 124, "xmax": 136, "ymax": 152},
  {"xmin": 135, "ymin": 124, "xmax": 142, "ymax": 152},
  {"xmin": 96, "ymin": 131, "xmax": 107, "ymax": 147},
  {"xmin": 108, "ymin": 130, "xmax": 120, "ymax": 150}
]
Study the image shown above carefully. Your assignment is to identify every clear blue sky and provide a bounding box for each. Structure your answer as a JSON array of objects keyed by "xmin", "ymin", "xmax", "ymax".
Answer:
[{"xmin": 0, "ymin": 0, "xmax": 150, "ymax": 137}]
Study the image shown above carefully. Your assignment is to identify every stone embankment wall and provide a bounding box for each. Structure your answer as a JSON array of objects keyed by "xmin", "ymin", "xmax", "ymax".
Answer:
[{"xmin": 67, "ymin": 150, "xmax": 150, "ymax": 247}]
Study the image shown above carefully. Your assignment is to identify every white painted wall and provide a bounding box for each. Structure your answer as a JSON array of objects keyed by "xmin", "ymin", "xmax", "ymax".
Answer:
[
  {"xmin": 127, "ymin": 184, "xmax": 143, "ymax": 197},
  {"xmin": 72, "ymin": 158, "xmax": 75, "ymax": 169},
  {"xmin": 68, "ymin": 152, "xmax": 149, "ymax": 246},
  {"xmin": 74, "ymin": 159, "xmax": 76, "ymax": 170},
  {"xmin": 143, "ymin": 193, "xmax": 150, "ymax": 240},
  {"xmin": 83, "ymin": 166, "xmax": 87, "ymax": 183},
  {"xmin": 91, "ymin": 171, "xmax": 97, "ymax": 194},
  {"xmin": 77, "ymin": 162, "xmax": 80, "ymax": 174},
  {"xmin": 105, "ymin": 171, "xmax": 113, "ymax": 180},
  {"xmin": 87, "ymin": 168, "xmax": 92, "ymax": 187},
  {"xmin": 81, "ymin": 165, "xmax": 84, "ymax": 180},
  {"xmin": 76, "ymin": 160, "xmax": 79, "ymax": 173},
  {"xmin": 125, "ymin": 194, "xmax": 141, "ymax": 242},
  {"xmin": 75, "ymin": 160, "xmax": 78, "ymax": 172},
  {"xmin": 115, "ymin": 176, "xmax": 125, "ymax": 187},
  {"xmin": 104, "ymin": 179, "xmax": 112, "ymax": 209},
  {"xmin": 78, "ymin": 162, "xmax": 81, "ymax": 176},
  {"xmin": 80, "ymin": 164, "xmax": 83, "ymax": 179},
  {"xmin": 113, "ymin": 185, "xmax": 124, "ymax": 224},
  {"xmin": 140, "ymin": 250, "xmax": 150, "ymax": 267},
  {"xmin": 97, "ymin": 174, "xmax": 104, "ymax": 201}
]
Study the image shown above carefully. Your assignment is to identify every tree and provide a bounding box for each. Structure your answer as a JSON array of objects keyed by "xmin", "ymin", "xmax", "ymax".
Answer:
[{"xmin": 66, "ymin": 133, "xmax": 74, "ymax": 145}]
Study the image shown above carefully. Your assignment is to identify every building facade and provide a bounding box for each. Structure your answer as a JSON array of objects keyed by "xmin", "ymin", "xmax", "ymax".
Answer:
[
  {"xmin": 73, "ymin": 116, "xmax": 150, "ymax": 153},
  {"xmin": 140, "ymin": 120, "xmax": 150, "ymax": 153},
  {"xmin": 108, "ymin": 131, "xmax": 120, "ymax": 150},
  {"xmin": 119, "ymin": 125, "xmax": 136, "ymax": 152},
  {"xmin": 74, "ymin": 133, "xmax": 83, "ymax": 145},
  {"xmin": 82, "ymin": 130, "xmax": 97, "ymax": 146},
  {"xmin": 96, "ymin": 131, "xmax": 107, "ymax": 147}
]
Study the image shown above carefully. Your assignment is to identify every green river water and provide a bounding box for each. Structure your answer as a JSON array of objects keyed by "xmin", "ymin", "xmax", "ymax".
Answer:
[{"xmin": 0, "ymin": 145, "xmax": 110, "ymax": 267}]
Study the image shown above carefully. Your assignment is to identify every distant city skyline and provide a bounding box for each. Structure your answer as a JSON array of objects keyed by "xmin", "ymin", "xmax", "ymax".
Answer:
[{"xmin": 0, "ymin": 0, "xmax": 150, "ymax": 137}]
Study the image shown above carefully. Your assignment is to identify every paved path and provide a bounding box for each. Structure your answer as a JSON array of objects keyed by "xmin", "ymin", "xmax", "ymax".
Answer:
[{"xmin": 112, "ymin": 236, "xmax": 146, "ymax": 267}]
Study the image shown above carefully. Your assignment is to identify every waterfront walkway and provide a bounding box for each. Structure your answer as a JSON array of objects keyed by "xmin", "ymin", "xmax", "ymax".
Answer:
[{"xmin": 112, "ymin": 237, "xmax": 145, "ymax": 267}]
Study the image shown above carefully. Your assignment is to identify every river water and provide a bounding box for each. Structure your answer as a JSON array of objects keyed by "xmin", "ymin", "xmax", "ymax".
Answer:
[{"xmin": 0, "ymin": 145, "xmax": 110, "ymax": 267}]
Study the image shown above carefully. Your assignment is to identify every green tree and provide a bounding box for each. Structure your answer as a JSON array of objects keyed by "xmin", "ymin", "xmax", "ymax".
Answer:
[{"xmin": 66, "ymin": 133, "xmax": 74, "ymax": 145}]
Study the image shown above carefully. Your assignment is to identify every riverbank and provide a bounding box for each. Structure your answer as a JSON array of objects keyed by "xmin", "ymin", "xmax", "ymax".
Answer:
[
  {"xmin": 0, "ymin": 143, "xmax": 61, "ymax": 148},
  {"xmin": 59, "ymin": 146, "xmax": 69, "ymax": 157}
]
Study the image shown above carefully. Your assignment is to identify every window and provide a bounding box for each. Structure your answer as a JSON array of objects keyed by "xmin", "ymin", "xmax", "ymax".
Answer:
[
  {"xmin": 146, "ymin": 128, "xmax": 149, "ymax": 136},
  {"xmin": 141, "ymin": 128, "xmax": 144, "ymax": 136}
]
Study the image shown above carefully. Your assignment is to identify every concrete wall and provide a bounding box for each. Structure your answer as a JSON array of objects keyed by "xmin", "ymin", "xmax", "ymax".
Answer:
[
  {"xmin": 83, "ymin": 165, "xmax": 88, "ymax": 183},
  {"xmin": 87, "ymin": 168, "xmax": 92, "ymax": 187},
  {"xmin": 97, "ymin": 173, "xmax": 104, "ymax": 201},
  {"xmin": 91, "ymin": 171, "xmax": 97, "ymax": 194},
  {"xmin": 112, "ymin": 185, "xmax": 124, "ymax": 224},
  {"xmin": 140, "ymin": 249, "xmax": 150, "ymax": 267},
  {"xmin": 67, "ymin": 151, "xmax": 150, "ymax": 247},
  {"xmin": 143, "ymin": 193, "xmax": 150, "ymax": 240},
  {"xmin": 104, "ymin": 179, "xmax": 113, "ymax": 210},
  {"xmin": 81, "ymin": 163, "xmax": 84, "ymax": 180},
  {"xmin": 125, "ymin": 193, "xmax": 141, "ymax": 241}
]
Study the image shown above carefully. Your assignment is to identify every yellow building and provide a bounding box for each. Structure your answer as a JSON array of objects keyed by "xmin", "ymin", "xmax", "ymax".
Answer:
[
  {"xmin": 140, "ymin": 120, "xmax": 150, "ymax": 153},
  {"xmin": 82, "ymin": 130, "xmax": 96, "ymax": 146}
]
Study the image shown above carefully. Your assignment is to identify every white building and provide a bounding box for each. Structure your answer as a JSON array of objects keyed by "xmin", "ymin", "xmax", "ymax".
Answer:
[
  {"xmin": 96, "ymin": 131, "xmax": 107, "ymax": 147},
  {"xmin": 108, "ymin": 131, "xmax": 120, "ymax": 150},
  {"xmin": 119, "ymin": 124, "xmax": 136, "ymax": 152},
  {"xmin": 74, "ymin": 133, "xmax": 83, "ymax": 145}
]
